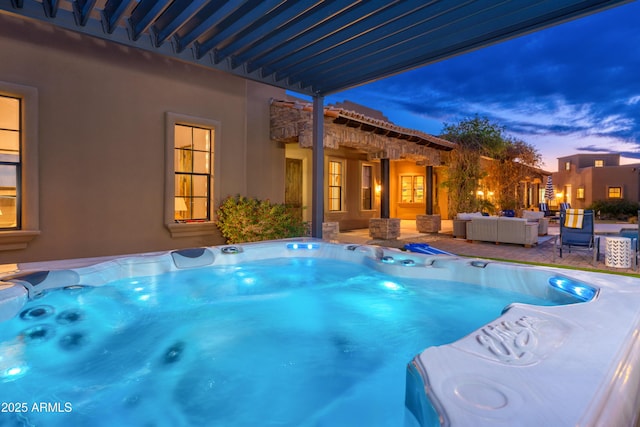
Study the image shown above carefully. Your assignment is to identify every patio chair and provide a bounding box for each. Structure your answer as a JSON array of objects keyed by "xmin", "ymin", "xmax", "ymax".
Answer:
[
  {"xmin": 539, "ymin": 202, "xmax": 560, "ymax": 223},
  {"xmin": 553, "ymin": 209, "xmax": 599, "ymax": 265},
  {"xmin": 539, "ymin": 203, "xmax": 553, "ymax": 217},
  {"xmin": 559, "ymin": 202, "xmax": 571, "ymax": 212}
]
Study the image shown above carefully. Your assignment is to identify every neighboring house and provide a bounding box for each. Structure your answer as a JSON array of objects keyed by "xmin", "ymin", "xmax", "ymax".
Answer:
[
  {"xmin": 0, "ymin": 14, "xmax": 285, "ymax": 263},
  {"xmin": 270, "ymin": 99, "xmax": 454, "ymax": 230},
  {"xmin": 552, "ymin": 154, "xmax": 640, "ymax": 209}
]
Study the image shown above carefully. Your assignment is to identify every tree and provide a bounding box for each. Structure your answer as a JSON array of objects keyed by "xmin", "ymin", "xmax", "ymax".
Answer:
[
  {"xmin": 485, "ymin": 137, "xmax": 542, "ymax": 211},
  {"xmin": 441, "ymin": 116, "xmax": 541, "ymax": 216}
]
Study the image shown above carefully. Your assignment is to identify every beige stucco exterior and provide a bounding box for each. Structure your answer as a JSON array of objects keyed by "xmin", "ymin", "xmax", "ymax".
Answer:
[
  {"xmin": 274, "ymin": 100, "xmax": 453, "ymax": 231},
  {"xmin": 390, "ymin": 161, "xmax": 448, "ymax": 220},
  {"xmin": 285, "ymin": 141, "xmax": 451, "ymax": 231},
  {"xmin": 1, "ymin": 14, "xmax": 549, "ymax": 264},
  {"xmin": 322, "ymin": 147, "xmax": 381, "ymax": 230},
  {"xmin": 0, "ymin": 15, "xmax": 285, "ymax": 263},
  {"xmin": 552, "ymin": 154, "xmax": 640, "ymax": 209}
]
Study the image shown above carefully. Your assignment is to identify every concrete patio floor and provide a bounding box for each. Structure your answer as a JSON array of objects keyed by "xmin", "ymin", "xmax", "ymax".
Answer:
[{"xmin": 335, "ymin": 220, "xmax": 640, "ymax": 275}]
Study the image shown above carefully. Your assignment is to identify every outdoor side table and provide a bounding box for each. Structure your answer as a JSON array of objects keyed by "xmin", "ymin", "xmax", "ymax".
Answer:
[{"xmin": 605, "ymin": 236, "xmax": 632, "ymax": 268}]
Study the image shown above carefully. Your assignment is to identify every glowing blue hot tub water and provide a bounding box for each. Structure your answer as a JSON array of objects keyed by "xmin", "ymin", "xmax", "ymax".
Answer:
[
  {"xmin": 0, "ymin": 255, "xmax": 581, "ymax": 427},
  {"xmin": 1, "ymin": 241, "xmax": 639, "ymax": 427}
]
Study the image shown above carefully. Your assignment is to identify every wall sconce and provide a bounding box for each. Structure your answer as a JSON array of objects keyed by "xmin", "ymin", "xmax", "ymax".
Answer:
[
  {"xmin": 556, "ymin": 192, "xmax": 563, "ymax": 199},
  {"xmin": 375, "ymin": 184, "xmax": 382, "ymax": 194}
]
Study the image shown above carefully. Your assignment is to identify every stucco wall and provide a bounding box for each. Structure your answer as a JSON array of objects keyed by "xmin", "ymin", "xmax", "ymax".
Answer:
[
  {"xmin": 390, "ymin": 162, "xmax": 448, "ymax": 220},
  {"xmin": 0, "ymin": 15, "xmax": 285, "ymax": 263},
  {"xmin": 323, "ymin": 147, "xmax": 380, "ymax": 230},
  {"xmin": 592, "ymin": 166, "xmax": 640, "ymax": 203},
  {"xmin": 284, "ymin": 144, "xmax": 313, "ymax": 223},
  {"xmin": 246, "ymin": 82, "xmax": 287, "ymax": 201},
  {"xmin": 553, "ymin": 163, "xmax": 640, "ymax": 208}
]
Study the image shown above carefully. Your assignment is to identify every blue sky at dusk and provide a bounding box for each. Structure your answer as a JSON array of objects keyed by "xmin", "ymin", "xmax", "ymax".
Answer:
[{"xmin": 323, "ymin": 1, "xmax": 640, "ymax": 172}]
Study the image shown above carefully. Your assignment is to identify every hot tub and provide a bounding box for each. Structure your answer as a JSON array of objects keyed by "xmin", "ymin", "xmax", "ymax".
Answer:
[{"xmin": 0, "ymin": 240, "xmax": 639, "ymax": 426}]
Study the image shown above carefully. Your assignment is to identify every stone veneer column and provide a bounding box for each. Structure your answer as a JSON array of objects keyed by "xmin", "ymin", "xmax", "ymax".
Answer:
[
  {"xmin": 369, "ymin": 218, "xmax": 401, "ymax": 240},
  {"xmin": 416, "ymin": 214, "xmax": 441, "ymax": 233},
  {"xmin": 322, "ymin": 222, "xmax": 340, "ymax": 242}
]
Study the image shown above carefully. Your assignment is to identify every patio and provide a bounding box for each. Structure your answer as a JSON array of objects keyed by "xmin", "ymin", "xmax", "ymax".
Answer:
[{"xmin": 336, "ymin": 220, "xmax": 639, "ymax": 274}]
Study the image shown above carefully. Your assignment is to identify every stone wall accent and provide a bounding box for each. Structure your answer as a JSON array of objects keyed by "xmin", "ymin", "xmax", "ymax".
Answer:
[
  {"xmin": 322, "ymin": 221, "xmax": 340, "ymax": 241},
  {"xmin": 270, "ymin": 101, "xmax": 444, "ymax": 164},
  {"xmin": 416, "ymin": 214, "xmax": 441, "ymax": 233},
  {"xmin": 324, "ymin": 123, "xmax": 441, "ymax": 163},
  {"xmin": 369, "ymin": 218, "xmax": 401, "ymax": 240}
]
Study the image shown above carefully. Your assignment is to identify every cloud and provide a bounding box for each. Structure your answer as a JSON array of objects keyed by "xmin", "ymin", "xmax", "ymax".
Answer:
[
  {"xmin": 325, "ymin": 2, "xmax": 640, "ymax": 171},
  {"xmin": 577, "ymin": 143, "xmax": 640, "ymax": 160}
]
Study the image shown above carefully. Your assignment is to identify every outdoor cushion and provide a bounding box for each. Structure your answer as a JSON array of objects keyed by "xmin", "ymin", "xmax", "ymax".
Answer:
[
  {"xmin": 456, "ymin": 212, "xmax": 483, "ymax": 220},
  {"xmin": 522, "ymin": 210, "xmax": 544, "ymax": 220}
]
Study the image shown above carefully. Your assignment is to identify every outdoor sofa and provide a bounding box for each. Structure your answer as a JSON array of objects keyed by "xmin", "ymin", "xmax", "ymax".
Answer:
[
  {"xmin": 521, "ymin": 210, "xmax": 549, "ymax": 236},
  {"xmin": 466, "ymin": 216, "xmax": 538, "ymax": 247}
]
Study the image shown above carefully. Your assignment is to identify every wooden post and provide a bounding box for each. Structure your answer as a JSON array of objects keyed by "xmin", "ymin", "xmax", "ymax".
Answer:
[
  {"xmin": 381, "ymin": 158, "xmax": 390, "ymax": 219},
  {"xmin": 311, "ymin": 95, "xmax": 324, "ymax": 238},
  {"xmin": 426, "ymin": 165, "xmax": 433, "ymax": 215}
]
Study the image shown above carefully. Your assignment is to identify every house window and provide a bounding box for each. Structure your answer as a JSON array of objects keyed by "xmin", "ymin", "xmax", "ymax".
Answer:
[
  {"xmin": 174, "ymin": 125, "xmax": 212, "ymax": 221},
  {"xmin": 608, "ymin": 186, "xmax": 622, "ymax": 199},
  {"xmin": 0, "ymin": 81, "xmax": 39, "ymax": 250},
  {"xmin": 400, "ymin": 175, "xmax": 424, "ymax": 203},
  {"xmin": 165, "ymin": 113, "xmax": 219, "ymax": 238},
  {"xmin": 576, "ymin": 187, "xmax": 585, "ymax": 199},
  {"xmin": 328, "ymin": 160, "xmax": 343, "ymax": 211},
  {"xmin": 361, "ymin": 164, "xmax": 373, "ymax": 210},
  {"xmin": 564, "ymin": 161, "xmax": 571, "ymax": 171},
  {"xmin": 594, "ymin": 160, "xmax": 604, "ymax": 167},
  {"xmin": 0, "ymin": 95, "xmax": 20, "ymax": 229}
]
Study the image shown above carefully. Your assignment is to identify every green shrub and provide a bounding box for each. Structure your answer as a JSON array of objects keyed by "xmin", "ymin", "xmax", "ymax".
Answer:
[
  {"xmin": 588, "ymin": 199, "xmax": 640, "ymax": 221},
  {"xmin": 215, "ymin": 195, "xmax": 306, "ymax": 243}
]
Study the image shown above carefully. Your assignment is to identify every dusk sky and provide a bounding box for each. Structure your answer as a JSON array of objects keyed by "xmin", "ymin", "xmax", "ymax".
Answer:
[{"xmin": 323, "ymin": 1, "xmax": 640, "ymax": 172}]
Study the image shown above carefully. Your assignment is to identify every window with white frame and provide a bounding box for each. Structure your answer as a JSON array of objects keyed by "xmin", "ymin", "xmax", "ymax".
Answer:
[
  {"xmin": 328, "ymin": 160, "xmax": 344, "ymax": 211},
  {"xmin": 576, "ymin": 187, "xmax": 585, "ymax": 199},
  {"xmin": 361, "ymin": 164, "xmax": 373, "ymax": 210},
  {"xmin": 165, "ymin": 113, "xmax": 218, "ymax": 238},
  {"xmin": 0, "ymin": 81, "xmax": 39, "ymax": 250},
  {"xmin": 564, "ymin": 161, "xmax": 571, "ymax": 171},
  {"xmin": 594, "ymin": 160, "xmax": 604, "ymax": 167},
  {"xmin": 400, "ymin": 175, "xmax": 424, "ymax": 203}
]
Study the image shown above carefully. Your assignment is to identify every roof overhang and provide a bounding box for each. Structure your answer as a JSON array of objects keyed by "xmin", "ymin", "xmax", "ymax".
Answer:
[
  {"xmin": 0, "ymin": 0, "xmax": 632, "ymax": 96},
  {"xmin": 272, "ymin": 99, "xmax": 455, "ymax": 150}
]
